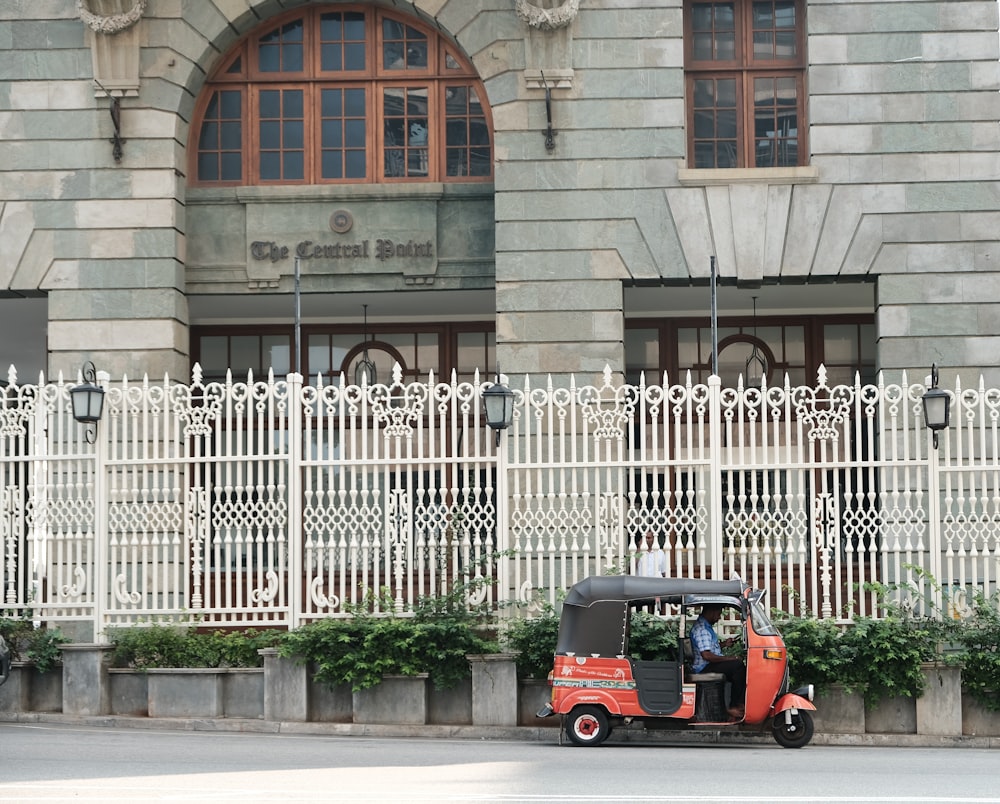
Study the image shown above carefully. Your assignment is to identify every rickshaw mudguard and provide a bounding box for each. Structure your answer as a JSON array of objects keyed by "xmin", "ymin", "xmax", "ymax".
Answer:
[
  {"xmin": 772, "ymin": 692, "xmax": 816, "ymax": 715},
  {"xmin": 554, "ymin": 687, "xmax": 625, "ymax": 717}
]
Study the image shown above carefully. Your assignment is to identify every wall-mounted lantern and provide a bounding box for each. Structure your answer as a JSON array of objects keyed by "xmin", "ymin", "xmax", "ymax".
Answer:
[
  {"xmin": 482, "ymin": 367, "xmax": 514, "ymax": 447},
  {"xmin": 921, "ymin": 363, "xmax": 950, "ymax": 450},
  {"xmin": 70, "ymin": 361, "xmax": 105, "ymax": 444}
]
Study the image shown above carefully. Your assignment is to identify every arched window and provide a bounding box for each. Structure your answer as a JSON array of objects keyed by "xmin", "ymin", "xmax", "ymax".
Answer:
[{"xmin": 190, "ymin": 5, "xmax": 493, "ymax": 185}]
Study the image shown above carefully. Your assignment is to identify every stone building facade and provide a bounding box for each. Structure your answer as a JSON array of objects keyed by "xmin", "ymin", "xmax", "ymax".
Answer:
[{"xmin": 1, "ymin": 0, "xmax": 998, "ymax": 387}]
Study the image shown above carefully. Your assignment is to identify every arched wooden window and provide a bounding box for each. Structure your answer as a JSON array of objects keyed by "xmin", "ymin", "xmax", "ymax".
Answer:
[{"xmin": 190, "ymin": 5, "xmax": 493, "ymax": 185}]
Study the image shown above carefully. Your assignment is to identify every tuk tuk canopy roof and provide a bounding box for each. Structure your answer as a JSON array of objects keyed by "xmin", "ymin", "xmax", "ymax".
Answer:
[
  {"xmin": 555, "ymin": 576, "xmax": 747, "ymax": 658},
  {"xmin": 563, "ymin": 576, "xmax": 746, "ymax": 608}
]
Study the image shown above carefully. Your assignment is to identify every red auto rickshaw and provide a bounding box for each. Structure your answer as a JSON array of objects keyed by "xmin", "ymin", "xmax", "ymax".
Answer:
[{"xmin": 536, "ymin": 576, "xmax": 816, "ymax": 748}]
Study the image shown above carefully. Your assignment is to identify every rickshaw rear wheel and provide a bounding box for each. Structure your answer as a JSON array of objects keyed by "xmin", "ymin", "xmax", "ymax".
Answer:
[
  {"xmin": 772, "ymin": 709, "xmax": 814, "ymax": 748},
  {"xmin": 566, "ymin": 705, "xmax": 610, "ymax": 747}
]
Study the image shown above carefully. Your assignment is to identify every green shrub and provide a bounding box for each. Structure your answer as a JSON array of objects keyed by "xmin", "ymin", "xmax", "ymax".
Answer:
[
  {"xmin": 502, "ymin": 608, "xmax": 559, "ymax": 679},
  {"xmin": 628, "ymin": 612, "xmax": 680, "ymax": 661},
  {"xmin": 107, "ymin": 624, "xmax": 283, "ymax": 670},
  {"xmin": 280, "ymin": 585, "xmax": 499, "ymax": 691},
  {"xmin": 776, "ymin": 615, "xmax": 847, "ymax": 694},
  {"xmin": 0, "ymin": 617, "xmax": 69, "ymax": 674},
  {"xmin": 954, "ymin": 593, "xmax": 1000, "ymax": 711}
]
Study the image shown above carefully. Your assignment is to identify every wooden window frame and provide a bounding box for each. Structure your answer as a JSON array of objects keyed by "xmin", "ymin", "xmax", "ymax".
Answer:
[
  {"xmin": 189, "ymin": 4, "xmax": 493, "ymax": 187},
  {"xmin": 684, "ymin": 0, "xmax": 807, "ymax": 169}
]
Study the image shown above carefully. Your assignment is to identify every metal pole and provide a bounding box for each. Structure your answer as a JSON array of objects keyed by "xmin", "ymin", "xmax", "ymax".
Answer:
[
  {"xmin": 710, "ymin": 256, "xmax": 718, "ymax": 377},
  {"xmin": 294, "ymin": 256, "xmax": 302, "ymax": 375}
]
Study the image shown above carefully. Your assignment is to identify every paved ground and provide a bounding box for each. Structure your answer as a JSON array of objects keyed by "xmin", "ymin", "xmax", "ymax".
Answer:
[{"xmin": 3, "ymin": 712, "xmax": 997, "ymax": 749}]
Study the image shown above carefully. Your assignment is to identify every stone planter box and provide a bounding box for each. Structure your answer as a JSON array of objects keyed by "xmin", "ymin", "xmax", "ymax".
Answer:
[
  {"xmin": 147, "ymin": 668, "xmax": 226, "ymax": 718},
  {"xmin": 812, "ymin": 684, "xmax": 865, "ymax": 735},
  {"xmin": 962, "ymin": 689, "xmax": 1000, "ymax": 736},
  {"xmin": 429, "ymin": 676, "xmax": 472, "ymax": 725},
  {"xmin": 518, "ymin": 678, "xmax": 557, "ymax": 727},
  {"xmin": 865, "ymin": 695, "xmax": 917, "ymax": 734},
  {"xmin": 309, "ymin": 678, "xmax": 353, "ymax": 723},
  {"xmin": 223, "ymin": 668, "xmax": 264, "ymax": 719},
  {"xmin": 108, "ymin": 669, "xmax": 148, "ymax": 716},
  {"xmin": 0, "ymin": 662, "xmax": 64, "ymax": 713},
  {"xmin": 0, "ymin": 662, "xmax": 33, "ymax": 713},
  {"xmin": 353, "ymin": 674, "xmax": 428, "ymax": 725},
  {"xmin": 917, "ymin": 662, "xmax": 962, "ymax": 736}
]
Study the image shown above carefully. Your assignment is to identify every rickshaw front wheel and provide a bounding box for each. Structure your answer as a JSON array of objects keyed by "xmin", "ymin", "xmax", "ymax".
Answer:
[
  {"xmin": 772, "ymin": 709, "xmax": 814, "ymax": 748},
  {"xmin": 566, "ymin": 705, "xmax": 610, "ymax": 747}
]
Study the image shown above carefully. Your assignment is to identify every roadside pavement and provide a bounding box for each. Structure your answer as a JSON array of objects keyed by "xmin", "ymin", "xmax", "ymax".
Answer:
[{"xmin": 3, "ymin": 711, "xmax": 997, "ymax": 749}]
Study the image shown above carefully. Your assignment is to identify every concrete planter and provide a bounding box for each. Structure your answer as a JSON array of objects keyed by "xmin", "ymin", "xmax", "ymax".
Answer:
[
  {"xmin": 962, "ymin": 689, "xmax": 1000, "ymax": 736},
  {"xmin": 468, "ymin": 653, "xmax": 518, "ymax": 726},
  {"xmin": 917, "ymin": 662, "xmax": 962, "ymax": 736},
  {"xmin": 429, "ymin": 676, "xmax": 472, "ymax": 725},
  {"xmin": 108, "ymin": 669, "xmax": 148, "ymax": 716},
  {"xmin": 353, "ymin": 674, "xmax": 429, "ymax": 725},
  {"xmin": 0, "ymin": 662, "xmax": 33, "ymax": 713},
  {"xmin": 865, "ymin": 695, "xmax": 917, "ymax": 734},
  {"xmin": 518, "ymin": 678, "xmax": 557, "ymax": 727},
  {"xmin": 309, "ymin": 677, "xmax": 353, "ymax": 723},
  {"xmin": 146, "ymin": 668, "xmax": 226, "ymax": 718},
  {"xmin": 812, "ymin": 684, "xmax": 865, "ymax": 735},
  {"xmin": 223, "ymin": 668, "xmax": 264, "ymax": 719}
]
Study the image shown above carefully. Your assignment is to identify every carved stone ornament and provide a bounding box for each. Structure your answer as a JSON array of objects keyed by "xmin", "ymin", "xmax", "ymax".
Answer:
[
  {"xmin": 77, "ymin": 0, "xmax": 147, "ymax": 35},
  {"xmin": 515, "ymin": 0, "xmax": 580, "ymax": 31}
]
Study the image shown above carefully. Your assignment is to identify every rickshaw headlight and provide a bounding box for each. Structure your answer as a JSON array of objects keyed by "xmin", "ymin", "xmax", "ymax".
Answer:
[{"xmin": 763, "ymin": 648, "xmax": 784, "ymax": 660}]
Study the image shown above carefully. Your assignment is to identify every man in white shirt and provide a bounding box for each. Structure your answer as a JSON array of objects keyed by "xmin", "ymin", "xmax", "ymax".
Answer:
[{"xmin": 635, "ymin": 531, "xmax": 667, "ymax": 578}]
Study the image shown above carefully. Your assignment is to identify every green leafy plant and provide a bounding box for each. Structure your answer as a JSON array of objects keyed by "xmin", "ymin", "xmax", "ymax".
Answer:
[
  {"xmin": 107, "ymin": 624, "xmax": 283, "ymax": 670},
  {"xmin": 953, "ymin": 592, "xmax": 1000, "ymax": 711},
  {"xmin": 0, "ymin": 617, "xmax": 69, "ymax": 674},
  {"xmin": 280, "ymin": 583, "xmax": 499, "ymax": 691},
  {"xmin": 773, "ymin": 614, "xmax": 847, "ymax": 695},
  {"xmin": 502, "ymin": 606, "xmax": 559, "ymax": 679},
  {"xmin": 628, "ymin": 612, "xmax": 680, "ymax": 661}
]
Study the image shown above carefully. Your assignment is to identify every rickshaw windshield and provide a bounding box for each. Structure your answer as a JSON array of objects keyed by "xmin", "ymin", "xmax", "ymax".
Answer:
[{"xmin": 749, "ymin": 592, "xmax": 779, "ymax": 636}]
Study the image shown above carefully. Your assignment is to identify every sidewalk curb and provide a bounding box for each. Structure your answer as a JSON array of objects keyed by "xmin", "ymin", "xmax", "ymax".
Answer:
[{"xmin": 3, "ymin": 712, "xmax": 997, "ymax": 749}]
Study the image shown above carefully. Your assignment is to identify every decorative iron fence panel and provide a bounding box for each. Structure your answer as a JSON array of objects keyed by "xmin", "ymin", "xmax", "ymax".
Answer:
[{"xmin": 1, "ymin": 364, "xmax": 996, "ymax": 634}]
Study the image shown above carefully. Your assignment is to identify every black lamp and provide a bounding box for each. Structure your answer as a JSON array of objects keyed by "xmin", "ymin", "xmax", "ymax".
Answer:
[
  {"xmin": 921, "ymin": 364, "xmax": 950, "ymax": 449},
  {"xmin": 70, "ymin": 361, "xmax": 105, "ymax": 444},
  {"xmin": 354, "ymin": 304, "xmax": 377, "ymax": 386},
  {"xmin": 482, "ymin": 366, "xmax": 514, "ymax": 446}
]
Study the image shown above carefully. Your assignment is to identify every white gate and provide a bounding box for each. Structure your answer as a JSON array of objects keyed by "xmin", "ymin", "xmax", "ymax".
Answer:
[{"xmin": 1, "ymin": 363, "xmax": 997, "ymax": 635}]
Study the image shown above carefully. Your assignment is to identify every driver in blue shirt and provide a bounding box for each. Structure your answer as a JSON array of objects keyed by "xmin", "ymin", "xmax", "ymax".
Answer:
[{"xmin": 690, "ymin": 604, "xmax": 745, "ymax": 720}]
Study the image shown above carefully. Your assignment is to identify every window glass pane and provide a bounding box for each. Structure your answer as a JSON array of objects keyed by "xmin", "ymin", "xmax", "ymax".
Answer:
[
  {"xmin": 322, "ymin": 119, "xmax": 342, "ymax": 148},
  {"xmin": 677, "ymin": 328, "xmax": 700, "ymax": 369},
  {"xmin": 285, "ymin": 90, "xmax": 303, "ymax": 118},
  {"xmin": 264, "ymin": 335, "xmax": 291, "ymax": 375},
  {"xmin": 200, "ymin": 336, "xmax": 228, "ymax": 375},
  {"xmin": 283, "ymin": 151, "xmax": 304, "ymax": 178},
  {"xmin": 345, "ymin": 88, "xmax": 366, "ymax": 116},
  {"xmin": 220, "ymin": 91, "xmax": 241, "ymax": 118},
  {"xmin": 283, "ymin": 120, "xmax": 304, "ymax": 148},
  {"xmin": 260, "ymin": 90, "xmax": 280, "ymax": 118},
  {"xmin": 260, "ymin": 120, "xmax": 280, "ymax": 149},
  {"xmin": 231, "ymin": 336, "xmax": 259, "ymax": 372},
  {"xmin": 198, "ymin": 153, "xmax": 218, "ymax": 181},
  {"xmin": 220, "ymin": 152, "xmax": 242, "ymax": 181},
  {"xmin": 308, "ymin": 335, "xmax": 332, "ymax": 376},
  {"xmin": 199, "ymin": 121, "xmax": 219, "ymax": 150},
  {"xmin": 456, "ymin": 332, "xmax": 486, "ymax": 372},
  {"xmin": 784, "ymin": 325, "xmax": 805, "ymax": 364},
  {"xmin": 824, "ymin": 324, "xmax": 856, "ymax": 363},
  {"xmin": 414, "ymin": 332, "xmax": 438, "ymax": 371},
  {"xmin": 625, "ymin": 329, "xmax": 658, "ymax": 373},
  {"xmin": 383, "ymin": 19, "xmax": 428, "ymax": 70},
  {"xmin": 860, "ymin": 324, "xmax": 875, "ymax": 362},
  {"xmin": 345, "ymin": 119, "xmax": 365, "ymax": 147},
  {"xmin": 260, "ymin": 152, "xmax": 280, "ymax": 180},
  {"xmin": 221, "ymin": 121, "xmax": 241, "ymax": 150}
]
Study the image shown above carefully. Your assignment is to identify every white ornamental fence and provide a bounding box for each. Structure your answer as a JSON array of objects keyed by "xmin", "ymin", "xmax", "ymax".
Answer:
[{"xmin": 1, "ymin": 363, "xmax": 998, "ymax": 637}]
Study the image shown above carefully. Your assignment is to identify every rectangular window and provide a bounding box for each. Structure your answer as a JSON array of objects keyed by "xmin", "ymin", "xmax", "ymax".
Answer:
[
  {"xmin": 383, "ymin": 86, "xmax": 429, "ymax": 178},
  {"xmin": 258, "ymin": 88, "xmax": 305, "ymax": 181},
  {"xmin": 258, "ymin": 19, "xmax": 304, "ymax": 73},
  {"xmin": 319, "ymin": 11, "xmax": 366, "ymax": 72},
  {"xmin": 320, "ymin": 87, "xmax": 367, "ymax": 179},
  {"xmin": 445, "ymin": 85, "xmax": 490, "ymax": 178},
  {"xmin": 686, "ymin": 0, "xmax": 805, "ymax": 168},
  {"xmin": 197, "ymin": 90, "xmax": 243, "ymax": 182}
]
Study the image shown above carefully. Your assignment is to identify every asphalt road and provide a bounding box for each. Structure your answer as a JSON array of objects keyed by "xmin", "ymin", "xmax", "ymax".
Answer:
[{"xmin": 1, "ymin": 722, "xmax": 998, "ymax": 803}]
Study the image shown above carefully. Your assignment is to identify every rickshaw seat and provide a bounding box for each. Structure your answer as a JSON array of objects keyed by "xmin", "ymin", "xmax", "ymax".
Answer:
[
  {"xmin": 682, "ymin": 637, "xmax": 727, "ymax": 720},
  {"xmin": 682, "ymin": 638, "xmax": 725, "ymax": 681}
]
